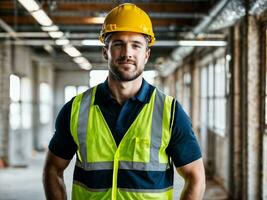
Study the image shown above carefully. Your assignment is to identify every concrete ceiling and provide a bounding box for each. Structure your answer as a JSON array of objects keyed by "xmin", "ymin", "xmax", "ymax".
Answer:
[{"xmin": 0, "ymin": 0, "xmax": 218, "ymax": 71}]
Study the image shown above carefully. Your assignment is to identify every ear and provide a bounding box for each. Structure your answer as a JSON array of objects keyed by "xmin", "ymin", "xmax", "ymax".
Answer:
[
  {"xmin": 144, "ymin": 48, "xmax": 151, "ymax": 64},
  {"xmin": 102, "ymin": 46, "xmax": 108, "ymax": 60}
]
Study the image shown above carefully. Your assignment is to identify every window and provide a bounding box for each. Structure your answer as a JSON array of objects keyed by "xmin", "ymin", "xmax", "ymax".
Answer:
[
  {"xmin": 182, "ymin": 72, "xmax": 191, "ymax": 115},
  {"xmin": 39, "ymin": 83, "xmax": 51, "ymax": 124},
  {"xmin": 9, "ymin": 75, "xmax": 32, "ymax": 129},
  {"xmin": 64, "ymin": 85, "xmax": 89, "ymax": 103},
  {"xmin": 21, "ymin": 77, "xmax": 32, "ymax": 129},
  {"xmin": 200, "ymin": 67, "xmax": 208, "ymax": 128},
  {"xmin": 143, "ymin": 70, "xmax": 158, "ymax": 84},
  {"xmin": 200, "ymin": 57, "xmax": 227, "ymax": 136},
  {"xmin": 64, "ymin": 86, "xmax": 76, "ymax": 103},
  {"xmin": 164, "ymin": 85, "xmax": 170, "ymax": 95},
  {"xmin": 208, "ymin": 63, "xmax": 214, "ymax": 128},
  {"xmin": 90, "ymin": 70, "xmax": 108, "ymax": 87},
  {"xmin": 9, "ymin": 74, "xmax": 21, "ymax": 130},
  {"xmin": 214, "ymin": 58, "xmax": 226, "ymax": 135}
]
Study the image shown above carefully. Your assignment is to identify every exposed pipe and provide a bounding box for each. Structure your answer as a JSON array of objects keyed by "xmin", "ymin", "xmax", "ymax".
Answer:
[
  {"xmin": 158, "ymin": 0, "xmax": 266, "ymax": 77},
  {"xmin": 0, "ymin": 19, "xmax": 20, "ymax": 40},
  {"xmin": 249, "ymin": 0, "xmax": 267, "ymax": 15},
  {"xmin": 158, "ymin": 0, "xmax": 230, "ymax": 76},
  {"xmin": 193, "ymin": 0, "xmax": 229, "ymax": 34}
]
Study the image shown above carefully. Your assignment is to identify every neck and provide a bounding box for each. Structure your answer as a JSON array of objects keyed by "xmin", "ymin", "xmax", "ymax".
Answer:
[{"xmin": 107, "ymin": 75, "xmax": 143, "ymax": 105}]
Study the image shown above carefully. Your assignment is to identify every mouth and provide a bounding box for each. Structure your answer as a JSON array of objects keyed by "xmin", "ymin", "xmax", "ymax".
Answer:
[
  {"xmin": 118, "ymin": 61, "xmax": 135, "ymax": 66},
  {"xmin": 117, "ymin": 58, "xmax": 135, "ymax": 65},
  {"xmin": 119, "ymin": 62, "xmax": 134, "ymax": 64}
]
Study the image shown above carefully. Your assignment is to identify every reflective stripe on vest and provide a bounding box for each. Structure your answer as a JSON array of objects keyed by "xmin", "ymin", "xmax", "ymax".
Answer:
[{"xmin": 70, "ymin": 86, "xmax": 175, "ymax": 200}]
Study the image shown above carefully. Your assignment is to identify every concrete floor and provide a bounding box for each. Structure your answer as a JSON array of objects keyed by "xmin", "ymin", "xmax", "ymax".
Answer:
[{"xmin": 0, "ymin": 152, "xmax": 227, "ymax": 200}]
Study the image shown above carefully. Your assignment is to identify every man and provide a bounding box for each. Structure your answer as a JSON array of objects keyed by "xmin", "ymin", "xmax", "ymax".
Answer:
[{"xmin": 43, "ymin": 3, "xmax": 205, "ymax": 200}]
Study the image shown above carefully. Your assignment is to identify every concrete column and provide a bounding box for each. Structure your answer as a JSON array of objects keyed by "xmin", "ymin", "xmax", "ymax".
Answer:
[
  {"xmin": 232, "ymin": 23, "xmax": 242, "ymax": 199},
  {"xmin": 247, "ymin": 15, "xmax": 261, "ymax": 199},
  {"xmin": 263, "ymin": 135, "xmax": 267, "ymax": 199},
  {"xmin": 175, "ymin": 68, "xmax": 183, "ymax": 102},
  {"xmin": 0, "ymin": 41, "xmax": 11, "ymax": 166},
  {"xmin": 191, "ymin": 60, "xmax": 200, "ymax": 136}
]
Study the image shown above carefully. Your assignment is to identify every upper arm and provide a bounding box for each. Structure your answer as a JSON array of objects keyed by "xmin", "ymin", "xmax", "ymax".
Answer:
[
  {"xmin": 44, "ymin": 150, "xmax": 71, "ymax": 175},
  {"xmin": 49, "ymin": 98, "xmax": 77, "ymax": 160},
  {"xmin": 167, "ymin": 101, "xmax": 202, "ymax": 167},
  {"xmin": 176, "ymin": 158, "xmax": 205, "ymax": 183}
]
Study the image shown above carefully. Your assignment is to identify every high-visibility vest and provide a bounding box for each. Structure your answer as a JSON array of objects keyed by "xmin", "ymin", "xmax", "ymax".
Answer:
[{"xmin": 70, "ymin": 85, "xmax": 175, "ymax": 200}]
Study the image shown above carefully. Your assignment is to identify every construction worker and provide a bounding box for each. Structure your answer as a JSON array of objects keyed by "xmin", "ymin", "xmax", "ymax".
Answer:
[{"xmin": 43, "ymin": 3, "xmax": 205, "ymax": 200}]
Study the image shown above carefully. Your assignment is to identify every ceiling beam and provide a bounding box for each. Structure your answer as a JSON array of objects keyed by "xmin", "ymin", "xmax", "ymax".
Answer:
[
  {"xmin": 47, "ymin": 2, "xmax": 210, "ymax": 13},
  {"xmin": 0, "ymin": 1, "xmax": 211, "ymax": 13},
  {"xmin": 0, "ymin": 16, "xmax": 196, "ymax": 26}
]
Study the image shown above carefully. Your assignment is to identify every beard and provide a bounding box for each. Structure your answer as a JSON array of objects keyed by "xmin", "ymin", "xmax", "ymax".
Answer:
[{"xmin": 108, "ymin": 59, "xmax": 144, "ymax": 82}]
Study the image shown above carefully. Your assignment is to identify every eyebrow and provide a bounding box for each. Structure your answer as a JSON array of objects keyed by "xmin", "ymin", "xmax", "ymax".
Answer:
[{"xmin": 112, "ymin": 39, "xmax": 144, "ymax": 46}]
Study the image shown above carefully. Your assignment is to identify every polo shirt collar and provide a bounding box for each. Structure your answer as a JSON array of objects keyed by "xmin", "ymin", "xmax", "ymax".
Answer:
[{"xmin": 96, "ymin": 78, "xmax": 151, "ymax": 105}]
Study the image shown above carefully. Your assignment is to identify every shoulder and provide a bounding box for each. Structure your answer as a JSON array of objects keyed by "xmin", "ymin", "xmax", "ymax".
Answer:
[{"xmin": 57, "ymin": 97, "xmax": 75, "ymax": 118}]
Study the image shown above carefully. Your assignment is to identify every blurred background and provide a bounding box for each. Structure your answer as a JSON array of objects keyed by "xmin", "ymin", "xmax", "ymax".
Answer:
[{"xmin": 0, "ymin": 0, "xmax": 267, "ymax": 199}]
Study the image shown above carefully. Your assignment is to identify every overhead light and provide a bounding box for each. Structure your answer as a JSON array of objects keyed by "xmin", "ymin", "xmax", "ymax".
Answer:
[
  {"xmin": 55, "ymin": 38, "xmax": 69, "ymax": 45},
  {"xmin": 226, "ymin": 54, "xmax": 231, "ymax": 61},
  {"xmin": 86, "ymin": 17, "xmax": 105, "ymax": 24},
  {"xmin": 152, "ymin": 40, "xmax": 227, "ymax": 47},
  {"xmin": 41, "ymin": 25, "xmax": 59, "ymax": 32},
  {"xmin": 31, "ymin": 9, "xmax": 53, "ymax": 26},
  {"xmin": 17, "ymin": 0, "xmax": 40, "ymax": 12},
  {"xmin": 63, "ymin": 45, "xmax": 81, "ymax": 57},
  {"xmin": 79, "ymin": 62, "xmax": 92, "ymax": 70},
  {"xmin": 43, "ymin": 45, "xmax": 54, "ymax": 54},
  {"xmin": 73, "ymin": 57, "xmax": 88, "ymax": 64},
  {"xmin": 82, "ymin": 39, "xmax": 104, "ymax": 46},
  {"xmin": 155, "ymin": 41, "xmax": 178, "ymax": 47},
  {"xmin": 177, "ymin": 40, "xmax": 227, "ymax": 47},
  {"xmin": 48, "ymin": 31, "xmax": 64, "ymax": 38}
]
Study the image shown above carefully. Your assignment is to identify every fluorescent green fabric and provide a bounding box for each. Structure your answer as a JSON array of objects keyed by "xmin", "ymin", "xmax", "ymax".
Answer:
[
  {"xmin": 117, "ymin": 188, "xmax": 173, "ymax": 200},
  {"xmin": 70, "ymin": 93, "xmax": 84, "ymax": 161},
  {"xmin": 159, "ymin": 95, "xmax": 174, "ymax": 163},
  {"xmin": 70, "ymin": 86, "xmax": 174, "ymax": 200},
  {"xmin": 72, "ymin": 183, "xmax": 111, "ymax": 200}
]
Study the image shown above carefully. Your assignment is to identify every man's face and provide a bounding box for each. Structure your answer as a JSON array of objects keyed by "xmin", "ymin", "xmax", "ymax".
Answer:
[{"xmin": 102, "ymin": 32, "xmax": 150, "ymax": 82}]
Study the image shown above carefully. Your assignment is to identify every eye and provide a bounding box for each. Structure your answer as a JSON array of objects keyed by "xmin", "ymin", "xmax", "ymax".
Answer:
[{"xmin": 132, "ymin": 44, "xmax": 141, "ymax": 49}]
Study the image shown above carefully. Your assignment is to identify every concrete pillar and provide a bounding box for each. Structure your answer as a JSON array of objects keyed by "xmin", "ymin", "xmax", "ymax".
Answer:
[
  {"xmin": 263, "ymin": 26, "xmax": 267, "ymax": 200},
  {"xmin": 0, "ymin": 41, "xmax": 11, "ymax": 166},
  {"xmin": 175, "ymin": 68, "xmax": 183, "ymax": 102},
  {"xmin": 247, "ymin": 15, "xmax": 261, "ymax": 199},
  {"xmin": 263, "ymin": 135, "xmax": 267, "ymax": 199},
  {"xmin": 232, "ymin": 23, "xmax": 242, "ymax": 199},
  {"xmin": 191, "ymin": 60, "xmax": 200, "ymax": 136}
]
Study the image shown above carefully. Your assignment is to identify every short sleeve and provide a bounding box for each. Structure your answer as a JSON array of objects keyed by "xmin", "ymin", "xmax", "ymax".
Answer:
[
  {"xmin": 166, "ymin": 101, "xmax": 202, "ymax": 167},
  {"xmin": 48, "ymin": 98, "xmax": 77, "ymax": 160}
]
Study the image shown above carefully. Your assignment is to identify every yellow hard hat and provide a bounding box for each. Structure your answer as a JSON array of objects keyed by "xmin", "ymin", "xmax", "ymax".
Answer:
[{"xmin": 99, "ymin": 3, "xmax": 155, "ymax": 46}]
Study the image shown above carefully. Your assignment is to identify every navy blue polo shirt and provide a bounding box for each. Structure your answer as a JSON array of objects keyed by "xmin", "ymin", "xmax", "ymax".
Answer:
[{"xmin": 49, "ymin": 79, "xmax": 201, "ymax": 167}]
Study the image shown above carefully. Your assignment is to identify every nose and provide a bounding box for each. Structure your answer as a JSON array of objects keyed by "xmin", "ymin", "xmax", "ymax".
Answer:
[{"xmin": 120, "ymin": 43, "xmax": 132, "ymax": 59}]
